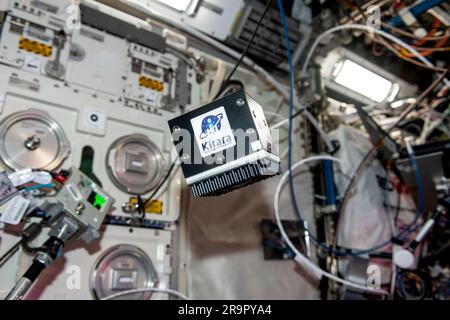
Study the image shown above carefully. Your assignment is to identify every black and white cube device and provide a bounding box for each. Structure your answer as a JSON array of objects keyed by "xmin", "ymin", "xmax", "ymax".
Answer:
[{"xmin": 168, "ymin": 89, "xmax": 281, "ymax": 197}]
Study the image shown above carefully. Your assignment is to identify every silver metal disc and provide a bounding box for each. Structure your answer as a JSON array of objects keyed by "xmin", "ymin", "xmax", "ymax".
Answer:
[
  {"xmin": 0, "ymin": 109, "xmax": 70, "ymax": 171},
  {"xmin": 106, "ymin": 134, "xmax": 164, "ymax": 195},
  {"xmin": 90, "ymin": 244, "xmax": 159, "ymax": 300}
]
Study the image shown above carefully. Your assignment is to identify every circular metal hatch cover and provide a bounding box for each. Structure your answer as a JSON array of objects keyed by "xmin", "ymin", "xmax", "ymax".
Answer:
[
  {"xmin": 90, "ymin": 244, "xmax": 159, "ymax": 300},
  {"xmin": 0, "ymin": 109, "xmax": 70, "ymax": 171},
  {"xmin": 106, "ymin": 134, "xmax": 164, "ymax": 195}
]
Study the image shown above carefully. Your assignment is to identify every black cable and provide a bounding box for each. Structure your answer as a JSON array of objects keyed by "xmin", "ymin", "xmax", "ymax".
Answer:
[
  {"xmin": 0, "ymin": 221, "xmax": 43, "ymax": 267},
  {"xmin": 0, "ymin": 240, "xmax": 21, "ymax": 268},
  {"xmin": 20, "ymin": 222, "xmax": 43, "ymax": 254},
  {"xmin": 214, "ymin": 79, "xmax": 245, "ymax": 100},
  {"xmin": 137, "ymin": 195, "xmax": 145, "ymax": 219},
  {"xmin": 214, "ymin": 0, "xmax": 273, "ymax": 99},
  {"xmin": 144, "ymin": 161, "xmax": 177, "ymax": 207},
  {"xmin": 222, "ymin": 79, "xmax": 245, "ymax": 89},
  {"xmin": 21, "ymin": 242, "xmax": 41, "ymax": 254}
]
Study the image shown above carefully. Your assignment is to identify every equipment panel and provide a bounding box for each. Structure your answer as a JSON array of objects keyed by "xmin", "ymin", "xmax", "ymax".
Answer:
[
  {"xmin": 0, "ymin": 0, "xmax": 203, "ymax": 224},
  {"xmin": 0, "ymin": 0, "xmax": 203, "ymax": 301}
]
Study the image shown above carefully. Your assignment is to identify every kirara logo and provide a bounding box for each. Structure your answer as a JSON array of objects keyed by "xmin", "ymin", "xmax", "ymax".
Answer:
[
  {"xmin": 199, "ymin": 113, "xmax": 223, "ymax": 139},
  {"xmin": 190, "ymin": 106, "xmax": 236, "ymax": 157}
]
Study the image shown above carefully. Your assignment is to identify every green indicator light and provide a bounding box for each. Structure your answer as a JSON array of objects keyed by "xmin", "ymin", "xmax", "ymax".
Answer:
[{"xmin": 93, "ymin": 193, "xmax": 106, "ymax": 209}]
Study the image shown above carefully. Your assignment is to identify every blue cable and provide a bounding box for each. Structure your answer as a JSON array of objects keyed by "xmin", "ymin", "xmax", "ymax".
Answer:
[
  {"xmin": 323, "ymin": 160, "xmax": 336, "ymax": 207},
  {"xmin": 277, "ymin": 0, "xmax": 371, "ymax": 257},
  {"xmin": 277, "ymin": 0, "xmax": 301, "ymax": 226},
  {"xmin": 277, "ymin": 0, "xmax": 386, "ymax": 257},
  {"xmin": 408, "ymin": 150, "xmax": 425, "ymax": 217},
  {"xmin": 397, "ymin": 272, "xmax": 406, "ymax": 299},
  {"xmin": 276, "ymin": 1, "xmax": 423, "ymax": 258},
  {"xmin": 24, "ymin": 183, "xmax": 55, "ymax": 192},
  {"xmin": 388, "ymin": 0, "xmax": 446, "ymax": 28}
]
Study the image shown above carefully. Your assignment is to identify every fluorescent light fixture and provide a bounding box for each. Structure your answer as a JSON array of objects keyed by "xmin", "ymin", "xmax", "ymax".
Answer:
[
  {"xmin": 153, "ymin": 0, "xmax": 193, "ymax": 12},
  {"xmin": 333, "ymin": 59, "xmax": 395, "ymax": 103}
]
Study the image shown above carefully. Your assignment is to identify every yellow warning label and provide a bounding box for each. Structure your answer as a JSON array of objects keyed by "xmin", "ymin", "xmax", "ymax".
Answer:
[
  {"xmin": 139, "ymin": 76, "xmax": 164, "ymax": 92},
  {"xmin": 18, "ymin": 37, "xmax": 52, "ymax": 57}
]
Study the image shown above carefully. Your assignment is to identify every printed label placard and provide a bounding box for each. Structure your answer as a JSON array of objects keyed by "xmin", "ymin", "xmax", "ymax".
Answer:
[
  {"xmin": 23, "ymin": 55, "xmax": 43, "ymax": 73},
  {"xmin": 190, "ymin": 106, "xmax": 236, "ymax": 157},
  {"xmin": 144, "ymin": 90, "xmax": 159, "ymax": 105},
  {"xmin": 66, "ymin": 183, "xmax": 82, "ymax": 201},
  {"xmin": 0, "ymin": 195, "xmax": 30, "ymax": 225}
]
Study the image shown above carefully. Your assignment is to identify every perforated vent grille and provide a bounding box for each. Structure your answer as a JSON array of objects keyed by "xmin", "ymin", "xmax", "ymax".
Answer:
[
  {"xmin": 226, "ymin": 2, "xmax": 300, "ymax": 65},
  {"xmin": 191, "ymin": 159, "xmax": 281, "ymax": 197}
]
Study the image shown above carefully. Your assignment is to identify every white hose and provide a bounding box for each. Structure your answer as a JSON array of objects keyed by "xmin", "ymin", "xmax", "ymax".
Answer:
[
  {"xmin": 268, "ymin": 112, "xmax": 297, "ymax": 159},
  {"xmin": 274, "ymin": 155, "xmax": 391, "ymax": 296},
  {"xmin": 302, "ymin": 24, "xmax": 450, "ymax": 88},
  {"xmin": 101, "ymin": 287, "xmax": 191, "ymax": 300},
  {"xmin": 265, "ymin": 111, "xmax": 288, "ymax": 125},
  {"xmin": 270, "ymin": 117, "xmax": 290, "ymax": 130},
  {"xmin": 122, "ymin": 0, "xmax": 334, "ymax": 152}
]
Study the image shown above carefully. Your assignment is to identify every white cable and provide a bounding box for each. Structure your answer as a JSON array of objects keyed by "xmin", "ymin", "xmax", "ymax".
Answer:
[
  {"xmin": 265, "ymin": 111, "xmax": 287, "ymax": 126},
  {"xmin": 302, "ymin": 24, "xmax": 450, "ymax": 88},
  {"xmin": 270, "ymin": 118, "xmax": 289, "ymax": 130},
  {"xmin": 101, "ymin": 287, "xmax": 191, "ymax": 301},
  {"xmin": 121, "ymin": 0, "xmax": 334, "ymax": 152},
  {"xmin": 274, "ymin": 155, "xmax": 391, "ymax": 296},
  {"xmin": 418, "ymin": 113, "xmax": 431, "ymax": 144},
  {"xmin": 268, "ymin": 112, "xmax": 297, "ymax": 159},
  {"xmin": 269, "ymin": 112, "xmax": 304, "ymax": 159}
]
